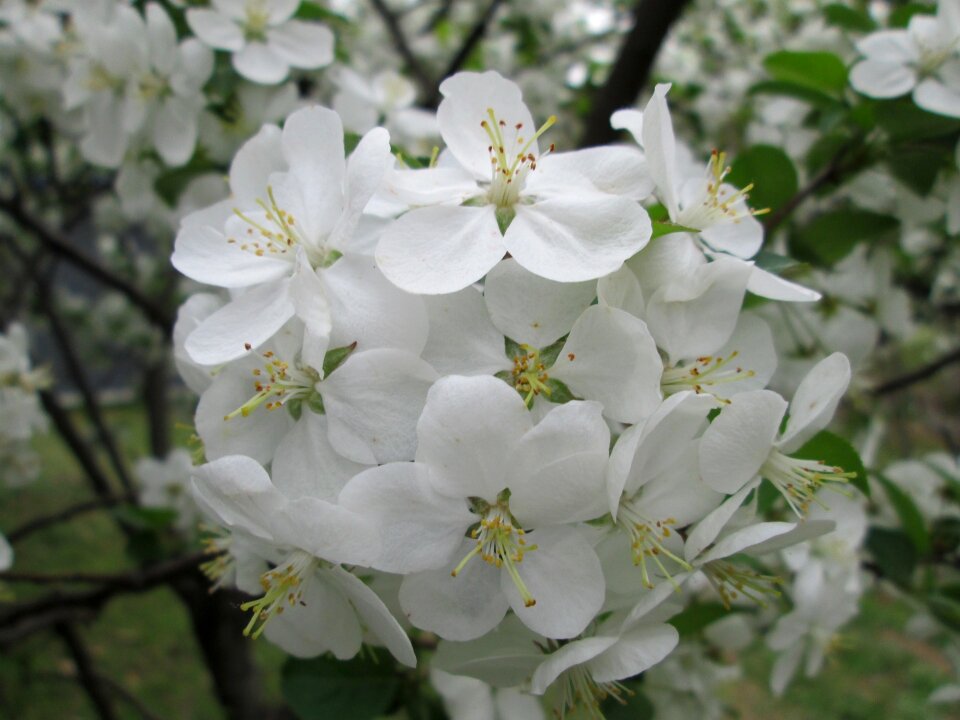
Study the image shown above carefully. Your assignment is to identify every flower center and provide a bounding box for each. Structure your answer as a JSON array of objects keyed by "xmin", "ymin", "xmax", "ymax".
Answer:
[
  {"xmin": 240, "ymin": 550, "xmax": 318, "ymax": 638},
  {"xmin": 760, "ymin": 450, "xmax": 856, "ymax": 517},
  {"xmin": 223, "ymin": 350, "xmax": 321, "ymax": 421},
  {"xmin": 660, "ymin": 351, "xmax": 755, "ymax": 401},
  {"xmin": 510, "ymin": 345, "xmax": 553, "ymax": 407},
  {"xmin": 676, "ymin": 150, "xmax": 768, "ymax": 231},
  {"xmin": 480, "ymin": 108, "xmax": 556, "ymax": 209},
  {"xmin": 228, "ymin": 186, "xmax": 341, "ymax": 268},
  {"xmin": 137, "ymin": 71, "xmax": 169, "ymax": 101},
  {"xmin": 200, "ymin": 534, "xmax": 233, "ymax": 591},
  {"xmin": 452, "ymin": 492, "xmax": 538, "ymax": 607},
  {"xmin": 702, "ymin": 559, "xmax": 782, "ymax": 609},
  {"xmin": 617, "ymin": 497, "xmax": 691, "ymax": 589},
  {"xmin": 86, "ymin": 63, "xmax": 124, "ymax": 93},
  {"xmin": 243, "ymin": 1, "xmax": 270, "ymax": 42},
  {"xmin": 556, "ymin": 662, "xmax": 632, "ymax": 720}
]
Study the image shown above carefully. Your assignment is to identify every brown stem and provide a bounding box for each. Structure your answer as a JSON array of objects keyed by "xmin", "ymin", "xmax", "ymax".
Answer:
[
  {"xmin": 579, "ymin": 0, "xmax": 694, "ymax": 148},
  {"xmin": 368, "ymin": 0, "xmax": 435, "ymax": 100},
  {"xmin": 425, "ymin": 0, "xmax": 505, "ymax": 106},
  {"xmin": 870, "ymin": 346, "xmax": 960, "ymax": 396},
  {"xmin": 7, "ymin": 494, "xmax": 133, "ymax": 544}
]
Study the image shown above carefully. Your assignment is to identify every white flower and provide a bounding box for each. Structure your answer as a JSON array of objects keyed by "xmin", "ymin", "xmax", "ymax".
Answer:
[
  {"xmin": 187, "ymin": 0, "xmax": 334, "ymax": 85},
  {"xmin": 699, "ymin": 353, "xmax": 853, "ymax": 515},
  {"xmin": 613, "ymin": 84, "xmax": 820, "ymax": 303},
  {"xmin": 191, "ymin": 454, "xmax": 416, "ymax": 666},
  {"xmin": 340, "ymin": 375, "xmax": 609, "ymax": 640},
  {"xmin": 172, "ymin": 106, "xmax": 401, "ymax": 365},
  {"xmin": 850, "ymin": 2, "xmax": 960, "ymax": 117},
  {"xmin": 375, "ymin": 71, "xmax": 653, "ymax": 294},
  {"xmin": 136, "ymin": 449, "xmax": 201, "ymax": 534}
]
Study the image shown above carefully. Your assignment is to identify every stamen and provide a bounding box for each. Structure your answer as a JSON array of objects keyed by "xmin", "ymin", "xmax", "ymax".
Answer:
[
  {"xmin": 676, "ymin": 150, "xmax": 770, "ymax": 232},
  {"xmin": 240, "ymin": 551, "xmax": 317, "ymax": 638},
  {"xmin": 761, "ymin": 450, "xmax": 856, "ymax": 517},
  {"xmin": 511, "ymin": 345, "xmax": 552, "ymax": 408},
  {"xmin": 703, "ymin": 560, "xmax": 782, "ymax": 609},
  {"xmin": 557, "ymin": 663, "xmax": 633, "ymax": 720},
  {"xmin": 617, "ymin": 498, "xmax": 691, "ymax": 590},
  {"xmin": 660, "ymin": 351, "xmax": 755, "ymax": 401},
  {"xmin": 223, "ymin": 351, "xmax": 319, "ymax": 421}
]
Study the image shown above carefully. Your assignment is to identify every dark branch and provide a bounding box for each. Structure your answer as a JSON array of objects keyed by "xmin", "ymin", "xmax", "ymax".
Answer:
[
  {"xmin": 0, "ymin": 195, "xmax": 173, "ymax": 334},
  {"xmin": 579, "ymin": 0, "xmax": 694, "ymax": 148},
  {"xmin": 39, "ymin": 391, "xmax": 116, "ymax": 499},
  {"xmin": 870, "ymin": 346, "xmax": 960, "ymax": 396},
  {"xmin": 8, "ymin": 494, "xmax": 133, "ymax": 544},
  {"xmin": 368, "ymin": 0, "xmax": 435, "ymax": 100},
  {"xmin": 55, "ymin": 623, "xmax": 120, "ymax": 720}
]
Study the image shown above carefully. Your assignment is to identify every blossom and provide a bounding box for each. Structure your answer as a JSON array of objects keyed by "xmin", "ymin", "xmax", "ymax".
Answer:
[
  {"xmin": 850, "ymin": 2, "xmax": 960, "ymax": 118},
  {"xmin": 376, "ymin": 71, "xmax": 653, "ymax": 294},
  {"xmin": 187, "ymin": 0, "xmax": 334, "ymax": 85},
  {"xmin": 340, "ymin": 375, "xmax": 609, "ymax": 640}
]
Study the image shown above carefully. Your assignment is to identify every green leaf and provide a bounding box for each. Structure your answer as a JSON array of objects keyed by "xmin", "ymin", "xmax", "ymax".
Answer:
[
  {"xmin": 322, "ymin": 342, "xmax": 357, "ymax": 378},
  {"xmin": 823, "ymin": 4, "xmax": 877, "ymax": 31},
  {"xmin": 931, "ymin": 517, "xmax": 960, "ymax": 560},
  {"xmin": 763, "ymin": 51, "xmax": 849, "ymax": 97},
  {"xmin": 874, "ymin": 471, "xmax": 931, "ymax": 555},
  {"xmin": 793, "ymin": 430, "xmax": 869, "ymax": 498},
  {"xmin": 874, "ymin": 98, "xmax": 960, "ymax": 141},
  {"xmin": 668, "ymin": 602, "xmax": 732, "ymax": 637},
  {"xmin": 281, "ymin": 650, "xmax": 400, "ymax": 720},
  {"xmin": 728, "ymin": 145, "xmax": 798, "ymax": 214},
  {"xmin": 651, "ymin": 221, "xmax": 699, "ymax": 239},
  {"xmin": 866, "ymin": 526, "xmax": 917, "ymax": 586},
  {"xmin": 886, "ymin": 146, "xmax": 950, "ymax": 195},
  {"xmin": 154, "ymin": 159, "xmax": 221, "ymax": 206},
  {"xmin": 114, "ymin": 506, "xmax": 178, "ymax": 531},
  {"xmin": 927, "ymin": 594, "xmax": 960, "ymax": 632},
  {"xmin": 749, "ymin": 80, "xmax": 843, "ymax": 110},
  {"xmin": 790, "ymin": 209, "xmax": 899, "ymax": 267},
  {"xmin": 889, "ymin": 3, "xmax": 935, "ymax": 28},
  {"xmin": 504, "ymin": 337, "xmax": 523, "ymax": 361}
]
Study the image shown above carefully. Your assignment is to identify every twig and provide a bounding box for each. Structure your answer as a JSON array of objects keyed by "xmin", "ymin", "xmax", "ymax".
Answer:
[
  {"xmin": 55, "ymin": 623, "xmax": 120, "ymax": 720},
  {"xmin": 368, "ymin": 0, "xmax": 434, "ymax": 100},
  {"xmin": 762, "ymin": 147, "xmax": 852, "ymax": 234},
  {"xmin": 39, "ymin": 391, "xmax": 116, "ymax": 499},
  {"xmin": 97, "ymin": 675, "xmax": 164, "ymax": 720},
  {"xmin": 579, "ymin": 0, "xmax": 694, "ymax": 148},
  {"xmin": 8, "ymin": 494, "xmax": 133, "ymax": 544},
  {"xmin": 870, "ymin": 346, "xmax": 960, "ymax": 396},
  {"xmin": 0, "ymin": 195, "xmax": 173, "ymax": 334}
]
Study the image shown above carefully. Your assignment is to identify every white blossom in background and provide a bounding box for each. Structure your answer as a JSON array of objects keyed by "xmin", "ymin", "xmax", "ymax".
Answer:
[
  {"xmin": 0, "ymin": 323, "xmax": 50, "ymax": 486},
  {"xmin": 850, "ymin": 0, "xmax": 960, "ymax": 117},
  {"xmin": 187, "ymin": 0, "xmax": 334, "ymax": 85},
  {"xmin": 136, "ymin": 449, "xmax": 202, "ymax": 534}
]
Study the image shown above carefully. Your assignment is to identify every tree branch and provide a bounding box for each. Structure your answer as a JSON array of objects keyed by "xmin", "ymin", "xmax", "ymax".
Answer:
[
  {"xmin": 368, "ymin": 0, "xmax": 434, "ymax": 100},
  {"xmin": 870, "ymin": 346, "xmax": 960, "ymax": 396},
  {"xmin": 39, "ymin": 391, "xmax": 117, "ymax": 499},
  {"xmin": 579, "ymin": 0, "xmax": 694, "ymax": 148},
  {"xmin": 0, "ymin": 195, "xmax": 173, "ymax": 334},
  {"xmin": 7, "ymin": 494, "xmax": 133, "ymax": 544},
  {"xmin": 55, "ymin": 623, "xmax": 120, "ymax": 720}
]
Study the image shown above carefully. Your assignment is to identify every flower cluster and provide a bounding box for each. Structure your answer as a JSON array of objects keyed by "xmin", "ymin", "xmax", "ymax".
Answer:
[
  {"xmin": 173, "ymin": 70, "xmax": 858, "ymax": 717},
  {"xmin": 0, "ymin": 324, "xmax": 49, "ymax": 487}
]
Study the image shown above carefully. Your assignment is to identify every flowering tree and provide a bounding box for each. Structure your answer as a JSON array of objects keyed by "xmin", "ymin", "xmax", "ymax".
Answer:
[{"xmin": 1, "ymin": 1, "xmax": 960, "ymax": 719}]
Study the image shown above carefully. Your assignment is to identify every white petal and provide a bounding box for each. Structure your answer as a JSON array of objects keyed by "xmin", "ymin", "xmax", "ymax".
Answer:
[
  {"xmin": 322, "ymin": 254, "xmax": 429, "ymax": 355},
  {"xmin": 850, "ymin": 59, "xmax": 917, "ymax": 98},
  {"xmin": 328, "ymin": 567, "xmax": 417, "ymax": 667},
  {"xmin": 747, "ymin": 265, "xmax": 821, "ymax": 302},
  {"xmin": 699, "ymin": 214, "xmax": 764, "ymax": 260},
  {"xmin": 530, "ymin": 637, "xmax": 619, "ymax": 694},
  {"xmin": 610, "ymin": 108, "xmax": 643, "ymax": 146},
  {"xmin": 329, "ymin": 127, "xmax": 393, "ymax": 251},
  {"xmin": 233, "ymin": 41, "xmax": 290, "ymax": 84},
  {"xmin": 290, "ymin": 252, "xmax": 332, "ymax": 369},
  {"xmin": 502, "ymin": 526, "xmax": 604, "ymax": 639},
  {"xmin": 186, "ymin": 8, "xmax": 243, "ymax": 51},
  {"xmin": 683, "ymin": 481, "xmax": 759, "ymax": 562},
  {"xmin": 400, "ymin": 546, "xmax": 510, "ymax": 641},
  {"xmin": 321, "ymin": 349, "xmax": 438, "ymax": 464},
  {"xmin": 272, "ymin": 412, "xmax": 369, "ymax": 502},
  {"xmin": 415, "ymin": 375, "xmax": 531, "ymax": 500},
  {"xmin": 640, "ymin": 84, "xmax": 680, "ymax": 220},
  {"xmin": 267, "ymin": 21, "xmax": 334, "ymax": 70},
  {"xmin": 597, "ymin": 264, "xmax": 645, "ymax": 318},
  {"xmin": 339, "ymin": 462, "xmax": 471, "ymax": 573},
  {"xmin": 273, "ymin": 497, "xmax": 380, "ymax": 566},
  {"xmin": 588, "ymin": 624, "xmax": 679, "ymax": 683},
  {"xmin": 508, "ymin": 401, "xmax": 610, "ymax": 526},
  {"xmin": 185, "ymin": 280, "xmax": 295, "ymax": 365},
  {"xmin": 914, "ymin": 77, "xmax": 960, "ymax": 118},
  {"xmin": 778, "ymin": 352, "xmax": 850, "ymax": 453},
  {"xmin": 550, "ymin": 306, "xmax": 663, "ymax": 424},
  {"xmin": 432, "ymin": 616, "xmax": 544, "ymax": 687},
  {"xmin": 437, "ymin": 71, "xmax": 535, "ymax": 181},
  {"xmin": 529, "ymin": 146, "xmax": 654, "ymax": 200},
  {"xmin": 507, "ymin": 195, "xmax": 651, "ymax": 282},
  {"xmin": 483, "ymin": 259, "xmax": 596, "ymax": 348},
  {"xmin": 171, "ymin": 225, "xmax": 292, "ymax": 289},
  {"xmin": 699, "ymin": 390, "xmax": 786, "ymax": 494},
  {"xmin": 376, "ymin": 205, "xmax": 505, "ymax": 294},
  {"xmin": 421, "ymin": 289, "xmax": 508, "ymax": 376},
  {"xmin": 229, "ymin": 124, "xmax": 284, "ymax": 206},
  {"xmin": 856, "ymin": 30, "xmax": 918, "ymax": 63},
  {"xmin": 190, "ymin": 455, "xmax": 281, "ymax": 538}
]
